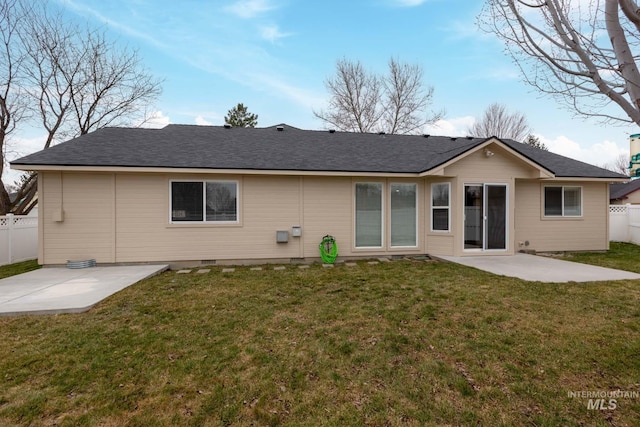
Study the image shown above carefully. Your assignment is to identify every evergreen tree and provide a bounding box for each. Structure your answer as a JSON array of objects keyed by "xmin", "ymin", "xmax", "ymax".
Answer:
[
  {"xmin": 224, "ymin": 103, "xmax": 258, "ymax": 127},
  {"xmin": 524, "ymin": 135, "xmax": 548, "ymax": 151}
]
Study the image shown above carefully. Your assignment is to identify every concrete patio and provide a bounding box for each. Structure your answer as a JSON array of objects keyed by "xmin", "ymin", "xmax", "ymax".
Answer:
[
  {"xmin": 0, "ymin": 265, "xmax": 168, "ymax": 316},
  {"xmin": 437, "ymin": 253, "xmax": 640, "ymax": 283}
]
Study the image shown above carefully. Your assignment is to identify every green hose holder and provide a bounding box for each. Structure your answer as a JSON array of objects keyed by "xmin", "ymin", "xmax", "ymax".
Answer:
[{"xmin": 319, "ymin": 235, "xmax": 338, "ymax": 264}]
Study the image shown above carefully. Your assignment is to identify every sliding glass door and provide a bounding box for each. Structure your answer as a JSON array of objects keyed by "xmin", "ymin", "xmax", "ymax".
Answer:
[{"xmin": 464, "ymin": 184, "xmax": 507, "ymax": 251}]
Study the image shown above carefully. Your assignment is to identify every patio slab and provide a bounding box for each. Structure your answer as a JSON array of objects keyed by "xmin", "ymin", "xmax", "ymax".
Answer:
[
  {"xmin": 0, "ymin": 265, "xmax": 168, "ymax": 316},
  {"xmin": 437, "ymin": 253, "xmax": 640, "ymax": 283}
]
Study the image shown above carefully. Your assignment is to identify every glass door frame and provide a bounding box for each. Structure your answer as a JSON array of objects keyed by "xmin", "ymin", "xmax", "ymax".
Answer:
[{"xmin": 463, "ymin": 183, "xmax": 509, "ymax": 252}]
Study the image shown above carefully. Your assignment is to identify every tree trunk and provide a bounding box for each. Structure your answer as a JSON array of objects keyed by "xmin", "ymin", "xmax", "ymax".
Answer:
[
  {"xmin": 0, "ymin": 184, "xmax": 11, "ymax": 215},
  {"xmin": 606, "ymin": 0, "xmax": 640, "ymax": 115}
]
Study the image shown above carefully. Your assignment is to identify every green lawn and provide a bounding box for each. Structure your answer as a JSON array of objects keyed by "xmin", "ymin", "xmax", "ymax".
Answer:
[
  {"xmin": 560, "ymin": 242, "xmax": 640, "ymax": 273},
  {"xmin": 0, "ymin": 245, "xmax": 639, "ymax": 426},
  {"xmin": 0, "ymin": 259, "xmax": 40, "ymax": 279}
]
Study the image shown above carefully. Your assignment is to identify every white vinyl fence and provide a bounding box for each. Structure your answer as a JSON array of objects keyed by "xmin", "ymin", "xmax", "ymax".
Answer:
[
  {"xmin": 610, "ymin": 205, "xmax": 640, "ymax": 244},
  {"xmin": 0, "ymin": 214, "xmax": 38, "ymax": 266}
]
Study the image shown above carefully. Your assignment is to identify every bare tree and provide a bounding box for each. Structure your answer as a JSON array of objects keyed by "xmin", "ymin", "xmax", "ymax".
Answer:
[
  {"xmin": 601, "ymin": 152, "xmax": 630, "ymax": 175},
  {"xmin": 481, "ymin": 0, "xmax": 640, "ymax": 127},
  {"xmin": 382, "ymin": 59, "xmax": 443, "ymax": 134},
  {"xmin": 314, "ymin": 57, "xmax": 443, "ymax": 134},
  {"xmin": 468, "ymin": 103, "xmax": 532, "ymax": 141},
  {"xmin": 0, "ymin": 0, "xmax": 28, "ymax": 214},
  {"xmin": 314, "ymin": 59, "xmax": 381, "ymax": 133},
  {"xmin": 1, "ymin": 0, "xmax": 162, "ymax": 214}
]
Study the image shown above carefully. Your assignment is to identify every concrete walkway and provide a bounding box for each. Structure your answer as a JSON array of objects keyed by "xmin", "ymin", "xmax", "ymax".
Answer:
[
  {"xmin": 0, "ymin": 265, "xmax": 168, "ymax": 316},
  {"xmin": 438, "ymin": 253, "xmax": 640, "ymax": 283}
]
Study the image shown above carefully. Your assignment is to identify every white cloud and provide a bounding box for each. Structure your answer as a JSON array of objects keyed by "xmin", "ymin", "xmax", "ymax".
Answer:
[
  {"xmin": 483, "ymin": 67, "xmax": 521, "ymax": 81},
  {"xmin": 444, "ymin": 20, "xmax": 486, "ymax": 41},
  {"xmin": 5, "ymin": 134, "xmax": 47, "ymax": 183},
  {"xmin": 139, "ymin": 111, "xmax": 171, "ymax": 128},
  {"xmin": 260, "ymin": 25, "xmax": 292, "ymax": 43},
  {"xmin": 195, "ymin": 115, "xmax": 213, "ymax": 126},
  {"xmin": 537, "ymin": 134, "xmax": 628, "ymax": 168},
  {"xmin": 245, "ymin": 71, "xmax": 326, "ymax": 111},
  {"xmin": 424, "ymin": 116, "xmax": 475, "ymax": 137},
  {"xmin": 225, "ymin": 0, "xmax": 275, "ymax": 18},
  {"xmin": 58, "ymin": 0, "xmax": 168, "ymax": 49}
]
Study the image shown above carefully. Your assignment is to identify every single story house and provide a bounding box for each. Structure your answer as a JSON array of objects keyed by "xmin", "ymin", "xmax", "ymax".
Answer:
[
  {"xmin": 610, "ymin": 179, "xmax": 640, "ymax": 204},
  {"xmin": 11, "ymin": 124, "xmax": 627, "ymax": 266}
]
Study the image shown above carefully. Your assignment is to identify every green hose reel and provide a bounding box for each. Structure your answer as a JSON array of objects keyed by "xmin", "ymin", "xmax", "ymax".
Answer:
[{"xmin": 319, "ymin": 235, "xmax": 338, "ymax": 264}]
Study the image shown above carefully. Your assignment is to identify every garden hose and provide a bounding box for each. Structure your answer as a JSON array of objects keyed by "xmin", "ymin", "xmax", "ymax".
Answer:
[{"xmin": 319, "ymin": 235, "xmax": 338, "ymax": 264}]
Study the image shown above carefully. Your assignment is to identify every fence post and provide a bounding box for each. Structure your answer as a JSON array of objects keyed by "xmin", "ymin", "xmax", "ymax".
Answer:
[{"xmin": 6, "ymin": 213, "xmax": 13, "ymax": 263}]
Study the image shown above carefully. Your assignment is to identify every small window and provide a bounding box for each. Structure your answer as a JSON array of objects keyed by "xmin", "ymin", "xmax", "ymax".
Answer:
[
  {"xmin": 431, "ymin": 182, "xmax": 450, "ymax": 231},
  {"xmin": 171, "ymin": 181, "xmax": 238, "ymax": 223},
  {"xmin": 544, "ymin": 186, "xmax": 581, "ymax": 217}
]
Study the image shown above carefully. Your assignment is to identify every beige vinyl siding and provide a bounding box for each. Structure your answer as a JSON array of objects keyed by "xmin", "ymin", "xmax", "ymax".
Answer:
[
  {"xmin": 115, "ymin": 174, "xmax": 303, "ymax": 263},
  {"xmin": 41, "ymin": 172, "xmax": 115, "ymax": 264},
  {"xmin": 426, "ymin": 234, "xmax": 454, "ymax": 256},
  {"xmin": 241, "ymin": 176, "xmax": 302, "ymax": 259},
  {"xmin": 626, "ymin": 191, "xmax": 640, "ymax": 204},
  {"xmin": 115, "ymin": 173, "xmax": 175, "ymax": 262},
  {"xmin": 40, "ymin": 172, "xmax": 428, "ymax": 265},
  {"xmin": 442, "ymin": 144, "xmax": 546, "ymax": 181},
  {"xmin": 301, "ymin": 177, "xmax": 353, "ymax": 259},
  {"xmin": 515, "ymin": 180, "xmax": 609, "ymax": 252}
]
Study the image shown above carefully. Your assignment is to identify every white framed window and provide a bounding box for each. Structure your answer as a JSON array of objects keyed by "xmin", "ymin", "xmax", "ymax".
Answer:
[
  {"xmin": 355, "ymin": 182, "xmax": 383, "ymax": 248},
  {"xmin": 171, "ymin": 180, "xmax": 239, "ymax": 223},
  {"xmin": 544, "ymin": 186, "xmax": 582, "ymax": 217},
  {"xmin": 390, "ymin": 183, "xmax": 417, "ymax": 247},
  {"xmin": 431, "ymin": 182, "xmax": 450, "ymax": 231}
]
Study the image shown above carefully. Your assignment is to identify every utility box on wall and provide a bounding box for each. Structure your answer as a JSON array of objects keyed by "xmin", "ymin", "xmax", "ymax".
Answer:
[
  {"xmin": 291, "ymin": 226, "xmax": 302, "ymax": 237},
  {"xmin": 276, "ymin": 230, "xmax": 289, "ymax": 243}
]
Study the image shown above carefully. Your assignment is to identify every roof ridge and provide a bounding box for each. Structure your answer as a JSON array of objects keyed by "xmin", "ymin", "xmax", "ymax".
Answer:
[{"xmin": 9, "ymin": 124, "xmax": 628, "ymax": 180}]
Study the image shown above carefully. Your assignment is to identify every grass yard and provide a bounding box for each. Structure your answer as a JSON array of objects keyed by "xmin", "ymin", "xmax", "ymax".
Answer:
[
  {"xmin": 0, "ymin": 259, "xmax": 40, "ymax": 279},
  {"xmin": 0, "ymin": 245, "xmax": 639, "ymax": 426},
  {"xmin": 560, "ymin": 242, "xmax": 640, "ymax": 273}
]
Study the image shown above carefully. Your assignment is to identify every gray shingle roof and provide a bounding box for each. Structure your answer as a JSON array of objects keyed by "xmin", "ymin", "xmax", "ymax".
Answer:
[
  {"xmin": 610, "ymin": 179, "xmax": 640, "ymax": 200},
  {"xmin": 10, "ymin": 124, "xmax": 627, "ymax": 179}
]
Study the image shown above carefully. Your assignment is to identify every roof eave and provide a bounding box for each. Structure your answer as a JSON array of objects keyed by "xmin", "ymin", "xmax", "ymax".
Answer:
[
  {"xmin": 10, "ymin": 164, "xmax": 424, "ymax": 178},
  {"xmin": 546, "ymin": 176, "xmax": 629, "ymax": 182},
  {"xmin": 419, "ymin": 137, "xmax": 555, "ymax": 178}
]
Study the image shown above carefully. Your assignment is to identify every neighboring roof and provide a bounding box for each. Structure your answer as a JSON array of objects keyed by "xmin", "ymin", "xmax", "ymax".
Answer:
[
  {"xmin": 610, "ymin": 179, "xmax": 640, "ymax": 200},
  {"xmin": 11, "ymin": 124, "xmax": 627, "ymax": 179}
]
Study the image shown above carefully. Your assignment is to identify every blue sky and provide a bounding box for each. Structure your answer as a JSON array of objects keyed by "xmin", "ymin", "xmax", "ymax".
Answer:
[{"xmin": 9, "ymin": 0, "xmax": 637, "ymax": 178}]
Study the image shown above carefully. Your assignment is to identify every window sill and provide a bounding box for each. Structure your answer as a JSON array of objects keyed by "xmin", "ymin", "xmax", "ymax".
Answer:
[
  {"xmin": 167, "ymin": 222, "xmax": 242, "ymax": 228},
  {"xmin": 353, "ymin": 246, "xmax": 384, "ymax": 252},
  {"xmin": 541, "ymin": 216, "xmax": 583, "ymax": 221}
]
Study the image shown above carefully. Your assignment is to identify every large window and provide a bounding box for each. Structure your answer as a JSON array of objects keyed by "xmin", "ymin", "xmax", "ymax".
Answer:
[
  {"xmin": 544, "ymin": 186, "xmax": 581, "ymax": 217},
  {"xmin": 355, "ymin": 183, "xmax": 383, "ymax": 247},
  {"xmin": 390, "ymin": 183, "xmax": 417, "ymax": 247},
  {"xmin": 431, "ymin": 182, "xmax": 450, "ymax": 231},
  {"xmin": 171, "ymin": 181, "xmax": 238, "ymax": 223}
]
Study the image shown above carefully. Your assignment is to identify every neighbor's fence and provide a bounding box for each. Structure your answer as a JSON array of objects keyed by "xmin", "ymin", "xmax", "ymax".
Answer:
[
  {"xmin": 610, "ymin": 204, "xmax": 640, "ymax": 244},
  {"xmin": 0, "ymin": 214, "xmax": 38, "ymax": 266}
]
